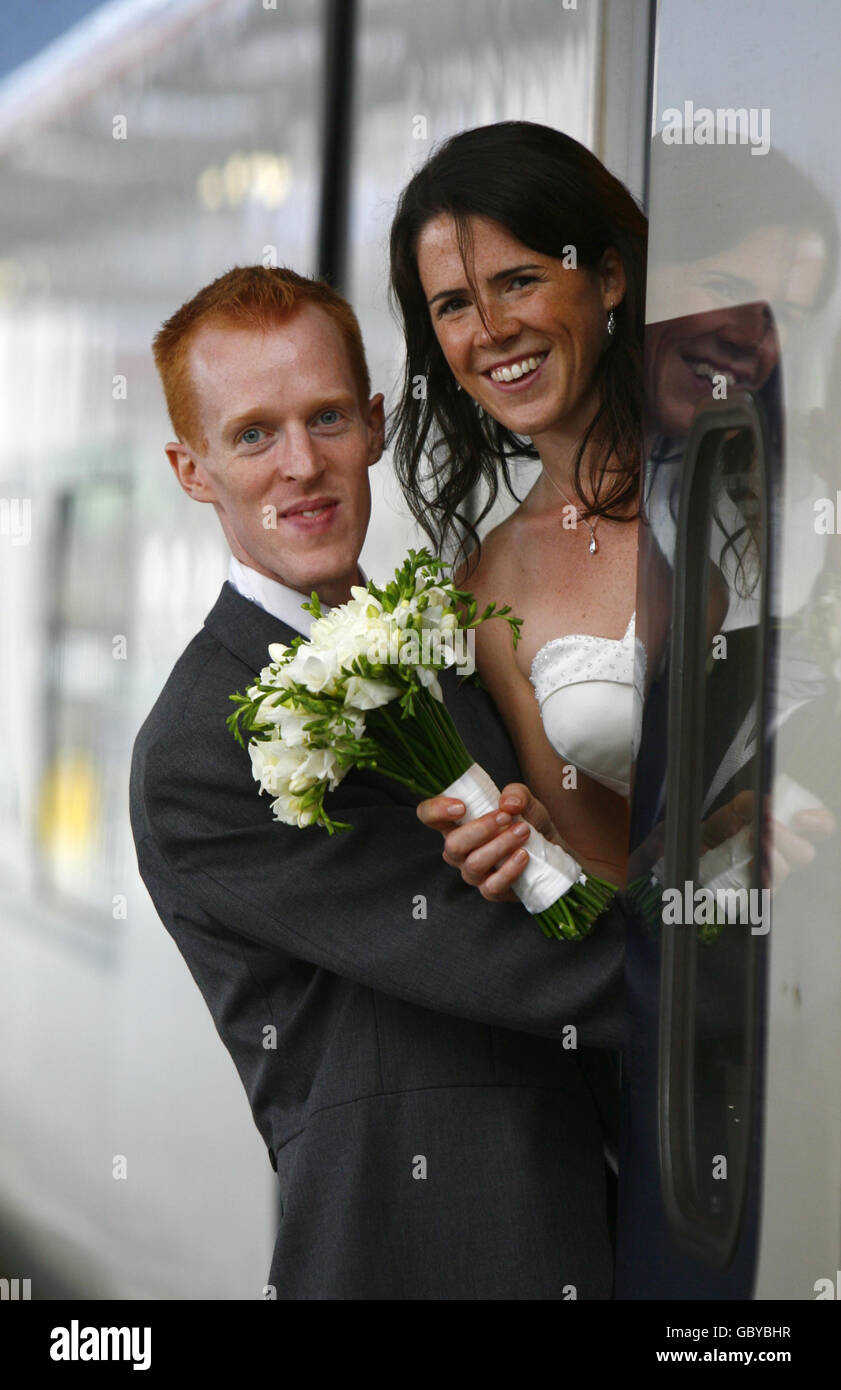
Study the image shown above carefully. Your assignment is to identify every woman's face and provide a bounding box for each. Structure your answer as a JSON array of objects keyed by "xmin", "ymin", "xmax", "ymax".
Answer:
[
  {"xmin": 645, "ymin": 226, "xmax": 826, "ymax": 437},
  {"xmin": 415, "ymin": 214, "xmax": 626, "ymax": 447}
]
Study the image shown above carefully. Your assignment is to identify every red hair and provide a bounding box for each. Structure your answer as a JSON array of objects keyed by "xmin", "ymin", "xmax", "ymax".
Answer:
[{"xmin": 152, "ymin": 265, "xmax": 371, "ymax": 451}]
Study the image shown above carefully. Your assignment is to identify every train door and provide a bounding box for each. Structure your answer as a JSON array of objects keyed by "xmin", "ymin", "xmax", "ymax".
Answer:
[{"xmin": 617, "ymin": 0, "xmax": 841, "ymax": 1298}]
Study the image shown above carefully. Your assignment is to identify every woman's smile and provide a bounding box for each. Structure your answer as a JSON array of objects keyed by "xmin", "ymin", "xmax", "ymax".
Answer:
[
  {"xmin": 416, "ymin": 213, "xmax": 623, "ymax": 443},
  {"xmin": 484, "ymin": 350, "xmax": 549, "ymax": 388}
]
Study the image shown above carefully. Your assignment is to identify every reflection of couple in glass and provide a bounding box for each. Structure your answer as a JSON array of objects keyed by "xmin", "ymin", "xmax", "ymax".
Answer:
[{"xmin": 131, "ymin": 121, "xmax": 836, "ymax": 1299}]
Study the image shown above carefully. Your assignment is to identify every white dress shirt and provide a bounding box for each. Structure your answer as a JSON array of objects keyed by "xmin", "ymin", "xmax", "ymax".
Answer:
[{"xmin": 227, "ymin": 554, "xmax": 366, "ymax": 638}]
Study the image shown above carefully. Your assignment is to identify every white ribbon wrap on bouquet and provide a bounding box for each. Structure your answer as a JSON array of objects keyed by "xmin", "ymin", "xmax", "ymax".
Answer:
[
  {"xmin": 650, "ymin": 772, "xmax": 826, "ymax": 903},
  {"xmin": 443, "ymin": 762, "xmax": 584, "ymax": 915},
  {"xmin": 651, "ymin": 830, "xmax": 753, "ymax": 901},
  {"xmin": 696, "ymin": 774, "xmax": 825, "ymax": 895}
]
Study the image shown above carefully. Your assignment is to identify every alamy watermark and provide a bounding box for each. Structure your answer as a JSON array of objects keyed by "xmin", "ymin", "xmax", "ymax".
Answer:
[
  {"xmin": 50, "ymin": 1321, "xmax": 151, "ymax": 1370},
  {"xmin": 365, "ymin": 627, "xmax": 476, "ymax": 676},
  {"xmin": 660, "ymin": 101, "xmax": 771, "ymax": 156},
  {"xmin": 661, "ymin": 879, "xmax": 770, "ymax": 935},
  {"xmin": 0, "ymin": 1277, "xmax": 31, "ymax": 1299}
]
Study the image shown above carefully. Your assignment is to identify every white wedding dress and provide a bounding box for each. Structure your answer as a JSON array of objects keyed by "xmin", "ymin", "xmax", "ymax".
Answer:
[
  {"xmin": 446, "ymin": 611, "xmax": 646, "ymax": 917},
  {"xmin": 529, "ymin": 613, "xmax": 645, "ymax": 800}
]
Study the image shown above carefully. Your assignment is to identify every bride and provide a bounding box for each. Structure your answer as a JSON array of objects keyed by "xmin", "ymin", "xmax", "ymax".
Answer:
[{"xmin": 388, "ymin": 122, "xmax": 647, "ymax": 889}]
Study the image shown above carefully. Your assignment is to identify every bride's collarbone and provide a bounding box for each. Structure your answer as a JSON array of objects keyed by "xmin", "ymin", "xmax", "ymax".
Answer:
[
  {"xmin": 470, "ymin": 522, "xmax": 637, "ymax": 671},
  {"xmin": 510, "ymin": 588, "xmax": 636, "ymax": 676}
]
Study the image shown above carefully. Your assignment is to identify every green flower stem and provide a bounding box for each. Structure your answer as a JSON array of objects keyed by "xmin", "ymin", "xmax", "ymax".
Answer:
[
  {"xmin": 401, "ymin": 693, "xmax": 464, "ymax": 785},
  {"xmin": 358, "ymin": 763, "xmax": 439, "ymax": 799},
  {"xmin": 417, "ymin": 687, "xmax": 473, "ymax": 777},
  {"xmin": 624, "ymin": 872, "xmax": 725, "ymax": 946},
  {"xmin": 375, "ymin": 705, "xmax": 452, "ymax": 789},
  {"xmin": 415, "ymin": 709, "xmax": 461, "ymax": 784},
  {"xmin": 354, "ymin": 734, "xmax": 442, "ymax": 797},
  {"xmin": 403, "ymin": 700, "xmax": 456, "ymax": 785},
  {"xmin": 533, "ymin": 874, "xmax": 617, "ymax": 941},
  {"xmin": 355, "ymin": 728, "xmax": 441, "ymax": 799}
]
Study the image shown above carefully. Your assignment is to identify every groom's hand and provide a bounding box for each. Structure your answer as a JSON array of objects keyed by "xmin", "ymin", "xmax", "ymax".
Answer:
[{"xmin": 416, "ymin": 782, "xmax": 557, "ymax": 903}]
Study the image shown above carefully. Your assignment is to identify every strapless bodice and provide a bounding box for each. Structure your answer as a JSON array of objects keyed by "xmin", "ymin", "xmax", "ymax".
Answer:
[{"xmin": 529, "ymin": 613, "xmax": 645, "ymax": 799}]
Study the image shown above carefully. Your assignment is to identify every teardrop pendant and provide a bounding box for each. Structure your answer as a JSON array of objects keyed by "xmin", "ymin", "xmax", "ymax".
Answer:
[{"xmin": 588, "ymin": 533, "xmax": 597, "ymax": 555}]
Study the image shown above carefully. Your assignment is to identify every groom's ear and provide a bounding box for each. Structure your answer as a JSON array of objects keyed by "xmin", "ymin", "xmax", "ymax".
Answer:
[
  {"xmin": 366, "ymin": 392, "xmax": 386, "ymax": 467},
  {"xmin": 166, "ymin": 440, "xmax": 218, "ymax": 503}
]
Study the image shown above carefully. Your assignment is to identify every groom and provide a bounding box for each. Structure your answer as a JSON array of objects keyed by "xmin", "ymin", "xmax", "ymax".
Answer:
[{"xmin": 130, "ymin": 264, "xmax": 626, "ymax": 1300}]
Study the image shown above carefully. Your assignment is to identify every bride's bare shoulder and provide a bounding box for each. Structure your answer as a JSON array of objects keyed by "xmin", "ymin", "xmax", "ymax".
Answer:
[{"xmin": 454, "ymin": 514, "xmax": 521, "ymax": 596}]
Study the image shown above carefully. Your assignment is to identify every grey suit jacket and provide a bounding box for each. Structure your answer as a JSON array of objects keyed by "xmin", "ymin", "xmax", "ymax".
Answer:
[{"xmin": 129, "ymin": 580, "xmax": 627, "ymax": 1300}]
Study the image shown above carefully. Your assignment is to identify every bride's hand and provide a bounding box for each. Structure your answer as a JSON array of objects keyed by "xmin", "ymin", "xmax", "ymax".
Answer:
[
  {"xmin": 416, "ymin": 782, "xmax": 559, "ymax": 902},
  {"xmin": 700, "ymin": 789, "xmax": 835, "ymax": 888}
]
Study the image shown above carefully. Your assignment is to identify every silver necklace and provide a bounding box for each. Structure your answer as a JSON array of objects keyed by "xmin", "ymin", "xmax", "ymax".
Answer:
[{"xmin": 542, "ymin": 467, "xmax": 600, "ymax": 554}]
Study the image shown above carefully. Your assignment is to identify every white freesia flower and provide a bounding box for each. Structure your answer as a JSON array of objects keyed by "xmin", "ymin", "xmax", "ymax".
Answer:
[
  {"xmin": 335, "ymin": 617, "xmax": 387, "ymax": 669},
  {"xmin": 347, "ymin": 588, "xmax": 385, "ymax": 618},
  {"xmin": 308, "ymin": 600, "xmax": 397, "ymax": 672},
  {"xmin": 336, "ymin": 708, "xmax": 367, "ymax": 740},
  {"xmin": 268, "ymin": 642, "xmax": 290, "ymax": 663},
  {"xmin": 424, "ymin": 586, "xmax": 451, "ymax": 607},
  {"xmin": 417, "ymin": 587, "xmax": 455, "ymax": 628},
  {"xmin": 249, "ymin": 739, "xmax": 307, "ymax": 794},
  {"xmin": 259, "ymin": 659, "xmax": 298, "ymax": 690},
  {"xmin": 353, "ymin": 619, "xmax": 398, "ymax": 668},
  {"xmin": 289, "ymin": 746, "xmax": 344, "ymax": 792},
  {"xmin": 284, "ymin": 644, "xmax": 341, "ymax": 694},
  {"xmin": 344, "ymin": 675, "xmax": 401, "ymax": 710},
  {"xmin": 308, "ymin": 613, "xmax": 342, "ymax": 646},
  {"xmin": 415, "ymin": 667, "xmax": 443, "ymax": 701},
  {"xmin": 271, "ymin": 706, "xmax": 316, "ymax": 747},
  {"xmin": 393, "ymin": 598, "xmax": 419, "ymax": 630},
  {"xmin": 433, "ymin": 632, "xmax": 460, "ymax": 668},
  {"xmin": 270, "ymin": 788, "xmax": 320, "ymax": 828},
  {"xmin": 252, "ymin": 692, "xmax": 288, "ymax": 727}
]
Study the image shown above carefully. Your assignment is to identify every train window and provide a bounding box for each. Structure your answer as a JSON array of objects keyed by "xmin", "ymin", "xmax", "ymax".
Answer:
[
  {"xmin": 0, "ymin": 0, "xmax": 328, "ymax": 931},
  {"xmin": 659, "ymin": 390, "xmax": 773, "ymax": 1268},
  {"xmin": 37, "ymin": 476, "xmax": 133, "ymax": 919},
  {"xmin": 349, "ymin": 0, "xmax": 608, "ymax": 572}
]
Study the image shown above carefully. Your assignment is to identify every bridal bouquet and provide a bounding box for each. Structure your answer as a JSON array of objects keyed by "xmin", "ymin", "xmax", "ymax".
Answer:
[{"xmin": 227, "ymin": 549, "xmax": 616, "ymax": 940}]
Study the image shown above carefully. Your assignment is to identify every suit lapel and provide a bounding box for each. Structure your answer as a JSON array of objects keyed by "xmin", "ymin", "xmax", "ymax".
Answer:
[{"xmin": 203, "ymin": 581, "xmax": 303, "ymax": 672}]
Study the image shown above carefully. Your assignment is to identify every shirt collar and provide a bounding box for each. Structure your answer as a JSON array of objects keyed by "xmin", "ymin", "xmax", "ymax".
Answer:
[{"xmin": 226, "ymin": 555, "xmax": 367, "ymax": 638}]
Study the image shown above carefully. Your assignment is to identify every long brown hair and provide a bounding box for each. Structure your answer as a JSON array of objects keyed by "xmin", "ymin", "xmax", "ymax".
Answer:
[{"xmin": 388, "ymin": 121, "xmax": 648, "ymax": 569}]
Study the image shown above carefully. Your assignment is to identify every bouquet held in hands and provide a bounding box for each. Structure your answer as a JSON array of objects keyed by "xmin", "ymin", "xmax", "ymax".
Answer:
[{"xmin": 228, "ymin": 549, "xmax": 616, "ymax": 940}]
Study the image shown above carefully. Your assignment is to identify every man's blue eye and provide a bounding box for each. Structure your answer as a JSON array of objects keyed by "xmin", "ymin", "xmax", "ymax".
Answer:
[
  {"xmin": 241, "ymin": 428, "xmax": 263, "ymax": 445},
  {"xmin": 319, "ymin": 410, "xmax": 341, "ymax": 424}
]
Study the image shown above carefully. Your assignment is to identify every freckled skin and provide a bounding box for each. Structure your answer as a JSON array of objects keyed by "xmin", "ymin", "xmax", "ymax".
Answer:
[{"xmin": 417, "ymin": 214, "xmax": 620, "ymax": 452}]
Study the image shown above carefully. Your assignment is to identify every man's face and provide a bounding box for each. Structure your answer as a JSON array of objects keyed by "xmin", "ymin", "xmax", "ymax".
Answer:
[{"xmin": 166, "ymin": 303, "xmax": 384, "ymax": 607}]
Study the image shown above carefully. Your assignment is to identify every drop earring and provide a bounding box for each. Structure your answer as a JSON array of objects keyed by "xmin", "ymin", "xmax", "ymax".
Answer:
[{"xmin": 606, "ymin": 304, "xmax": 616, "ymax": 336}]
